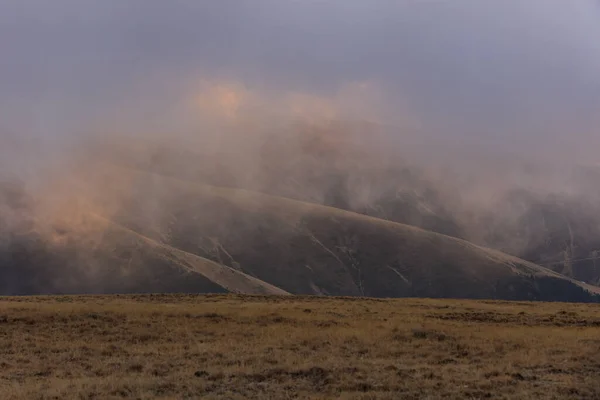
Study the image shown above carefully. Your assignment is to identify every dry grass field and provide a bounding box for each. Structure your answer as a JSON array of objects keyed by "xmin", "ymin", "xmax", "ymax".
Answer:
[{"xmin": 1, "ymin": 294, "xmax": 600, "ymax": 399}]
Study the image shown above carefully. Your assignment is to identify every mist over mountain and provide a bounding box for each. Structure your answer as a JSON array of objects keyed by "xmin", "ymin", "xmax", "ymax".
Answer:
[
  {"xmin": 1, "ymin": 1, "xmax": 599, "ymax": 300},
  {"xmin": 0, "ymin": 117, "xmax": 599, "ymax": 302}
]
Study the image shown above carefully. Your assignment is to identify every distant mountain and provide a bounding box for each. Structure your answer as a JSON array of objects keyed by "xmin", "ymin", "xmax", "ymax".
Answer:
[
  {"xmin": 79, "ymin": 166, "xmax": 599, "ymax": 302},
  {"xmin": 110, "ymin": 121, "xmax": 600, "ymax": 291},
  {"xmin": 2, "ymin": 120, "xmax": 600, "ymax": 301},
  {"xmin": 0, "ymin": 180, "xmax": 286, "ymax": 296},
  {"xmin": 478, "ymin": 187, "xmax": 600, "ymax": 286}
]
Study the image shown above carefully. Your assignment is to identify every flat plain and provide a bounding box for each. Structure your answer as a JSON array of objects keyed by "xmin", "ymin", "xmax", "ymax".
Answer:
[{"xmin": 1, "ymin": 294, "xmax": 599, "ymax": 399}]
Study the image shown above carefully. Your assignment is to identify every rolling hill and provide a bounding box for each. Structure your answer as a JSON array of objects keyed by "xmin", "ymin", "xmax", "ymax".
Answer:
[
  {"xmin": 2, "ymin": 126, "xmax": 600, "ymax": 301},
  {"xmin": 112, "ymin": 127, "xmax": 600, "ymax": 288},
  {"xmin": 0, "ymin": 182, "xmax": 286, "ymax": 296},
  {"xmin": 70, "ymin": 165, "xmax": 598, "ymax": 302}
]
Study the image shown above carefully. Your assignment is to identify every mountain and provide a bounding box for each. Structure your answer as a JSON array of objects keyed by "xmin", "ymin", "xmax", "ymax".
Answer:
[
  {"xmin": 75, "ymin": 165, "xmax": 598, "ymax": 302},
  {"xmin": 0, "ymin": 180, "xmax": 286, "ymax": 296},
  {"xmin": 478, "ymin": 187, "xmax": 600, "ymax": 286},
  {"xmin": 2, "ymin": 120, "xmax": 600, "ymax": 301},
  {"xmin": 109, "ymin": 124, "xmax": 600, "ymax": 288}
]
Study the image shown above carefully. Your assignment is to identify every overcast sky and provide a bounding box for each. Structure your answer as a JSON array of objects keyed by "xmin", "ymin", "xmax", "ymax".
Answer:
[{"xmin": 1, "ymin": 0, "xmax": 599, "ymax": 157}]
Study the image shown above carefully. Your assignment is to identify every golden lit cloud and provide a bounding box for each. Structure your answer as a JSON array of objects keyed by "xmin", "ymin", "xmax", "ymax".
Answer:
[
  {"xmin": 188, "ymin": 77, "xmax": 392, "ymax": 125},
  {"xmin": 194, "ymin": 80, "xmax": 249, "ymax": 119}
]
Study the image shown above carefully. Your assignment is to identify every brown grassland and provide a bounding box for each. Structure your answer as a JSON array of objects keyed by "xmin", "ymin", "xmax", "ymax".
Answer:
[{"xmin": 1, "ymin": 294, "xmax": 599, "ymax": 399}]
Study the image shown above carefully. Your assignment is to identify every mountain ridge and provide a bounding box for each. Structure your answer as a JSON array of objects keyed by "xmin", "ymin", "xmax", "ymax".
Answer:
[{"xmin": 81, "ymin": 165, "xmax": 599, "ymax": 301}]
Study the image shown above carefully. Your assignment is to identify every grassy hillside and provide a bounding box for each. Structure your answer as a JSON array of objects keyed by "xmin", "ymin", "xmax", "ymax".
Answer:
[
  {"xmin": 122, "ymin": 134, "xmax": 600, "ymax": 287},
  {"xmin": 112, "ymin": 131, "xmax": 600, "ymax": 288},
  {"xmin": 1, "ymin": 160, "xmax": 598, "ymax": 301},
  {"xmin": 83, "ymin": 166, "xmax": 599, "ymax": 302},
  {"xmin": 0, "ymin": 205, "xmax": 285, "ymax": 296},
  {"xmin": 478, "ymin": 188, "xmax": 600, "ymax": 286},
  {"xmin": 1, "ymin": 294, "xmax": 599, "ymax": 399}
]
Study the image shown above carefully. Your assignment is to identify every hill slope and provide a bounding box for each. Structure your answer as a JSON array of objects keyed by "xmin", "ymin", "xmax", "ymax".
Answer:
[
  {"xmin": 83, "ymin": 166, "xmax": 599, "ymax": 302},
  {"xmin": 0, "ymin": 193, "xmax": 287, "ymax": 296},
  {"xmin": 117, "ymin": 129, "xmax": 600, "ymax": 287}
]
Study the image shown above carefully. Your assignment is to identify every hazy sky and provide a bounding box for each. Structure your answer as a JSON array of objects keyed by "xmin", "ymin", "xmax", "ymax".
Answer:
[{"xmin": 1, "ymin": 0, "xmax": 599, "ymax": 156}]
